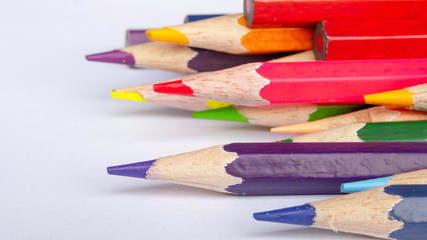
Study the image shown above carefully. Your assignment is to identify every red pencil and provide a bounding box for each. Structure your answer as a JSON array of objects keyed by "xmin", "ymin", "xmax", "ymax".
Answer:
[
  {"xmin": 314, "ymin": 19, "xmax": 427, "ymax": 60},
  {"xmin": 153, "ymin": 59, "xmax": 427, "ymax": 106},
  {"xmin": 244, "ymin": 0, "xmax": 427, "ymax": 28}
]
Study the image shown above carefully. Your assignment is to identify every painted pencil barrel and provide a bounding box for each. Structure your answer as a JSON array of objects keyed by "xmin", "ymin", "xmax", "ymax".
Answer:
[
  {"xmin": 108, "ymin": 142, "xmax": 427, "ymax": 195},
  {"xmin": 244, "ymin": 0, "xmax": 427, "ymax": 28},
  {"xmin": 314, "ymin": 19, "xmax": 427, "ymax": 60},
  {"xmin": 126, "ymin": 29, "xmax": 150, "ymax": 46},
  {"xmin": 341, "ymin": 169, "xmax": 427, "ymax": 193},
  {"xmin": 254, "ymin": 185, "xmax": 427, "ymax": 240}
]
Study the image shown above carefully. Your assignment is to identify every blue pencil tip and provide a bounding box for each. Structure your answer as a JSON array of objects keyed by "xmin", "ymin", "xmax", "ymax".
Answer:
[
  {"xmin": 107, "ymin": 160, "xmax": 156, "ymax": 179},
  {"xmin": 253, "ymin": 204, "xmax": 316, "ymax": 226},
  {"xmin": 340, "ymin": 176, "xmax": 392, "ymax": 193}
]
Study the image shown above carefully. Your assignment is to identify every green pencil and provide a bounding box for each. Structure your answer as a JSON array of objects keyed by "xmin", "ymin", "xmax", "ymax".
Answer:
[
  {"xmin": 192, "ymin": 104, "xmax": 367, "ymax": 127},
  {"xmin": 279, "ymin": 120, "xmax": 427, "ymax": 142}
]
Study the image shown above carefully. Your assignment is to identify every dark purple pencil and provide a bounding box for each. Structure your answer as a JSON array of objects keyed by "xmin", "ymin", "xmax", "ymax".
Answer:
[
  {"xmin": 107, "ymin": 142, "xmax": 427, "ymax": 195},
  {"xmin": 85, "ymin": 41, "xmax": 289, "ymax": 74}
]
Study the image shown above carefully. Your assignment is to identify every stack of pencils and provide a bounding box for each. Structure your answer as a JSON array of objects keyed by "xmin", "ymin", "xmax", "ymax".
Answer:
[{"xmin": 86, "ymin": 1, "xmax": 427, "ymax": 239}]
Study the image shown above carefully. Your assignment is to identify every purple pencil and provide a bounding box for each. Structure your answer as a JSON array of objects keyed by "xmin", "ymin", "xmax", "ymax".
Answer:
[
  {"xmin": 85, "ymin": 42, "xmax": 290, "ymax": 74},
  {"xmin": 107, "ymin": 142, "xmax": 427, "ymax": 195}
]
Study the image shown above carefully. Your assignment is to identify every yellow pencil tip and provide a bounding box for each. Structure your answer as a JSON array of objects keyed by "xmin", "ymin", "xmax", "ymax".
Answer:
[
  {"xmin": 206, "ymin": 100, "xmax": 232, "ymax": 109},
  {"xmin": 111, "ymin": 90, "xmax": 146, "ymax": 102},
  {"xmin": 364, "ymin": 89, "xmax": 413, "ymax": 107},
  {"xmin": 146, "ymin": 27, "xmax": 189, "ymax": 45}
]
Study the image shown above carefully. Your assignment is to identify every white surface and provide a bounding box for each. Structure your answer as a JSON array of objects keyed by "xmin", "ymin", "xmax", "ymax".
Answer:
[{"xmin": 1, "ymin": 1, "xmax": 371, "ymax": 239}]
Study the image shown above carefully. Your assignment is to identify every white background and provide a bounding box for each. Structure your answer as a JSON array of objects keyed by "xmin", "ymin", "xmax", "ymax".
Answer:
[{"xmin": 1, "ymin": 1, "xmax": 370, "ymax": 239}]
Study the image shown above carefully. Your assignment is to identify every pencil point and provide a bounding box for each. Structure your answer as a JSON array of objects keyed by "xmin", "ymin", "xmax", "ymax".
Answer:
[
  {"xmin": 146, "ymin": 27, "xmax": 189, "ymax": 45},
  {"xmin": 364, "ymin": 89, "xmax": 413, "ymax": 107},
  {"xmin": 85, "ymin": 50, "xmax": 135, "ymax": 65},
  {"xmin": 271, "ymin": 122, "xmax": 321, "ymax": 134},
  {"xmin": 111, "ymin": 90, "xmax": 146, "ymax": 102},
  {"xmin": 340, "ymin": 176, "xmax": 392, "ymax": 193},
  {"xmin": 205, "ymin": 100, "xmax": 232, "ymax": 109},
  {"xmin": 192, "ymin": 106, "xmax": 249, "ymax": 122},
  {"xmin": 153, "ymin": 80, "xmax": 194, "ymax": 96},
  {"xmin": 107, "ymin": 160, "xmax": 156, "ymax": 179},
  {"xmin": 253, "ymin": 204, "xmax": 315, "ymax": 226}
]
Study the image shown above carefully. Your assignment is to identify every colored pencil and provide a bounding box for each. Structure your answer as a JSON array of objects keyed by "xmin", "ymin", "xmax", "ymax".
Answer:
[
  {"xmin": 146, "ymin": 14, "xmax": 314, "ymax": 54},
  {"xmin": 271, "ymin": 106, "xmax": 427, "ymax": 134},
  {"xmin": 111, "ymin": 84, "xmax": 230, "ymax": 111},
  {"xmin": 153, "ymin": 58, "xmax": 427, "ymax": 107},
  {"xmin": 244, "ymin": 0, "xmax": 427, "ymax": 28},
  {"xmin": 113, "ymin": 50, "xmax": 315, "ymax": 109},
  {"xmin": 279, "ymin": 121, "xmax": 427, "ymax": 143},
  {"xmin": 192, "ymin": 104, "xmax": 367, "ymax": 127},
  {"xmin": 314, "ymin": 19, "xmax": 427, "ymax": 60},
  {"xmin": 365, "ymin": 83, "xmax": 427, "ymax": 112},
  {"xmin": 85, "ymin": 42, "xmax": 289, "ymax": 74},
  {"xmin": 254, "ymin": 184, "xmax": 427, "ymax": 240},
  {"xmin": 107, "ymin": 142, "xmax": 427, "ymax": 195},
  {"xmin": 341, "ymin": 169, "xmax": 427, "ymax": 193}
]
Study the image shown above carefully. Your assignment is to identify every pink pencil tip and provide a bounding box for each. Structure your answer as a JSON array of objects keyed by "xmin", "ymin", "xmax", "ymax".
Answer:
[{"xmin": 85, "ymin": 50, "xmax": 135, "ymax": 65}]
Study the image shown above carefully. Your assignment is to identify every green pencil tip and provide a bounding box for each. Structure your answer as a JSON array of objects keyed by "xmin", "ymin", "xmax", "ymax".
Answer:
[
  {"xmin": 277, "ymin": 139, "xmax": 293, "ymax": 143},
  {"xmin": 192, "ymin": 106, "xmax": 249, "ymax": 123}
]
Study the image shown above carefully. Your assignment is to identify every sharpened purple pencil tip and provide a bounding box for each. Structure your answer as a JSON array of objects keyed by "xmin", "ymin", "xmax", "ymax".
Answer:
[
  {"xmin": 85, "ymin": 50, "xmax": 135, "ymax": 65},
  {"xmin": 107, "ymin": 160, "xmax": 156, "ymax": 179}
]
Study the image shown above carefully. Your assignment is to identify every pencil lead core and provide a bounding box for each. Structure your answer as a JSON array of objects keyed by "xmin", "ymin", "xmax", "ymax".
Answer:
[
  {"xmin": 107, "ymin": 160, "xmax": 156, "ymax": 179},
  {"xmin": 253, "ymin": 204, "xmax": 316, "ymax": 226},
  {"xmin": 85, "ymin": 50, "xmax": 135, "ymax": 65},
  {"xmin": 111, "ymin": 90, "xmax": 145, "ymax": 102},
  {"xmin": 146, "ymin": 27, "xmax": 189, "ymax": 45}
]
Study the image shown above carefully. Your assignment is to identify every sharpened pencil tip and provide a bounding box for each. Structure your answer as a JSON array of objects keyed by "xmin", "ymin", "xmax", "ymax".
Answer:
[
  {"xmin": 107, "ymin": 160, "xmax": 156, "ymax": 179},
  {"xmin": 146, "ymin": 27, "xmax": 189, "ymax": 45},
  {"xmin": 340, "ymin": 176, "xmax": 392, "ymax": 193},
  {"xmin": 153, "ymin": 80, "xmax": 195, "ymax": 96},
  {"xmin": 192, "ymin": 106, "xmax": 249, "ymax": 122},
  {"xmin": 111, "ymin": 90, "xmax": 146, "ymax": 102},
  {"xmin": 85, "ymin": 50, "xmax": 135, "ymax": 65},
  {"xmin": 364, "ymin": 89, "xmax": 413, "ymax": 108},
  {"xmin": 253, "ymin": 204, "xmax": 316, "ymax": 226}
]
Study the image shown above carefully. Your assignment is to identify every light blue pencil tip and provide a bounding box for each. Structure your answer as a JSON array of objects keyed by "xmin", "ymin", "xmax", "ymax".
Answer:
[{"xmin": 340, "ymin": 176, "xmax": 393, "ymax": 193}]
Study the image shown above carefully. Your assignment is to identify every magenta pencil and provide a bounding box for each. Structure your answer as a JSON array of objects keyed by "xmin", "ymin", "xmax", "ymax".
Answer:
[{"xmin": 153, "ymin": 59, "xmax": 427, "ymax": 106}]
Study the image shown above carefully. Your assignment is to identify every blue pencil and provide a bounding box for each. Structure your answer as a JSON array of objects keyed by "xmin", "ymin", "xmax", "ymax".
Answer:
[
  {"xmin": 341, "ymin": 169, "xmax": 427, "ymax": 193},
  {"xmin": 254, "ymin": 185, "xmax": 427, "ymax": 240}
]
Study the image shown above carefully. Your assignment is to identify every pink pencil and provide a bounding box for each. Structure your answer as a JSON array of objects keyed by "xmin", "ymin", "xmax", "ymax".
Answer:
[{"xmin": 153, "ymin": 59, "xmax": 427, "ymax": 106}]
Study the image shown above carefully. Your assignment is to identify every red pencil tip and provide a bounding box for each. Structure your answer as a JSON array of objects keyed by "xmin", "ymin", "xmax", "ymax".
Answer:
[{"xmin": 153, "ymin": 80, "xmax": 194, "ymax": 96}]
